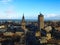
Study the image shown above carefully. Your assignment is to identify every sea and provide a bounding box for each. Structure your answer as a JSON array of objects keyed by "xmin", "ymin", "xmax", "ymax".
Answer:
[{"xmin": 0, "ymin": 19, "xmax": 38, "ymax": 23}]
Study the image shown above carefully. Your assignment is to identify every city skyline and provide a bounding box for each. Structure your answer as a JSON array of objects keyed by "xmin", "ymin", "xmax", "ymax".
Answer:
[{"xmin": 0, "ymin": 0, "xmax": 60, "ymax": 20}]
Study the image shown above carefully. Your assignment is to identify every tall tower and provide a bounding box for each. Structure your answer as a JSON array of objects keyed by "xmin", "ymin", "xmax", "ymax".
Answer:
[
  {"xmin": 21, "ymin": 14, "xmax": 26, "ymax": 29},
  {"xmin": 38, "ymin": 13, "xmax": 44, "ymax": 30}
]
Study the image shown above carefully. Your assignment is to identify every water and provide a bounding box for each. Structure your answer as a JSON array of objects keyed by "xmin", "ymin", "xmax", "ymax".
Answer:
[{"xmin": 0, "ymin": 19, "xmax": 37, "ymax": 22}]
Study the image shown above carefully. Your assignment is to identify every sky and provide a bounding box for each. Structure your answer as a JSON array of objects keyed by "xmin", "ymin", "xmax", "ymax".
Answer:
[{"xmin": 0, "ymin": 0, "xmax": 60, "ymax": 20}]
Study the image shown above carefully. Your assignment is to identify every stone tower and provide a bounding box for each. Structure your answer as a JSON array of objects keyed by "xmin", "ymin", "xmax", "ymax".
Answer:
[
  {"xmin": 38, "ymin": 13, "xmax": 44, "ymax": 30},
  {"xmin": 21, "ymin": 14, "xmax": 26, "ymax": 29}
]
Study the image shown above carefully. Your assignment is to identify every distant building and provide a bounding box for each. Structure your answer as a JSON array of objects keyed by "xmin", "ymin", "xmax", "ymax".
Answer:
[
  {"xmin": 46, "ymin": 33, "xmax": 51, "ymax": 40},
  {"xmin": 3, "ymin": 32, "xmax": 14, "ymax": 37},
  {"xmin": 45, "ymin": 26, "xmax": 52, "ymax": 32}
]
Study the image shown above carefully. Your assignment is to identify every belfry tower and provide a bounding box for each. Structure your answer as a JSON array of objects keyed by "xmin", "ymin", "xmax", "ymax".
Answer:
[
  {"xmin": 38, "ymin": 13, "xmax": 44, "ymax": 30},
  {"xmin": 35, "ymin": 13, "xmax": 44, "ymax": 38},
  {"xmin": 21, "ymin": 14, "xmax": 26, "ymax": 29}
]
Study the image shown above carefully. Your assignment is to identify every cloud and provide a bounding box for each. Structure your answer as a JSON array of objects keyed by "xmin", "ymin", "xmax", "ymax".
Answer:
[
  {"xmin": 0, "ymin": 5, "xmax": 19, "ymax": 19},
  {"xmin": 44, "ymin": 13, "xmax": 60, "ymax": 20},
  {"xmin": 5, "ymin": 5, "xmax": 15, "ymax": 14},
  {"xmin": 44, "ymin": 14, "xmax": 57, "ymax": 18},
  {"xmin": 0, "ymin": 0, "xmax": 13, "ymax": 4}
]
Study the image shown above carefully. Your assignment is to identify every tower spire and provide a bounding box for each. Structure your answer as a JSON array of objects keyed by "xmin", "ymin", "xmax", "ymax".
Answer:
[
  {"xmin": 22, "ymin": 14, "xmax": 24, "ymax": 20},
  {"xmin": 21, "ymin": 14, "xmax": 26, "ymax": 29},
  {"xmin": 22, "ymin": 13, "xmax": 25, "ymax": 22},
  {"xmin": 39, "ymin": 13, "xmax": 44, "ymax": 17}
]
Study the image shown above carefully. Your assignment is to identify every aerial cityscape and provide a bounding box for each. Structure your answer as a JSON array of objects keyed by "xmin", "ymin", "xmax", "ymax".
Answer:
[{"xmin": 0, "ymin": 0, "xmax": 60, "ymax": 45}]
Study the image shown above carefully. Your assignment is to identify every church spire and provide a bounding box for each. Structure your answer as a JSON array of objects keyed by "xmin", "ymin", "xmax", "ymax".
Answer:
[
  {"xmin": 22, "ymin": 14, "xmax": 24, "ymax": 20},
  {"xmin": 21, "ymin": 14, "xmax": 26, "ymax": 29},
  {"xmin": 22, "ymin": 14, "xmax": 25, "ymax": 22}
]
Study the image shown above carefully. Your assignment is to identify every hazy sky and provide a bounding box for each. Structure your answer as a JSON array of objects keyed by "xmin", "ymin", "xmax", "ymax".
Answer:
[{"xmin": 0, "ymin": 0, "xmax": 60, "ymax": 20}]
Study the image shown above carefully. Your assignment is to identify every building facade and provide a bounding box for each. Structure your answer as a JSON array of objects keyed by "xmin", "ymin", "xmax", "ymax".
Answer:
[{"xmin": 38, "ymin": 13, "xmax": 44, "ymax": 30}]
